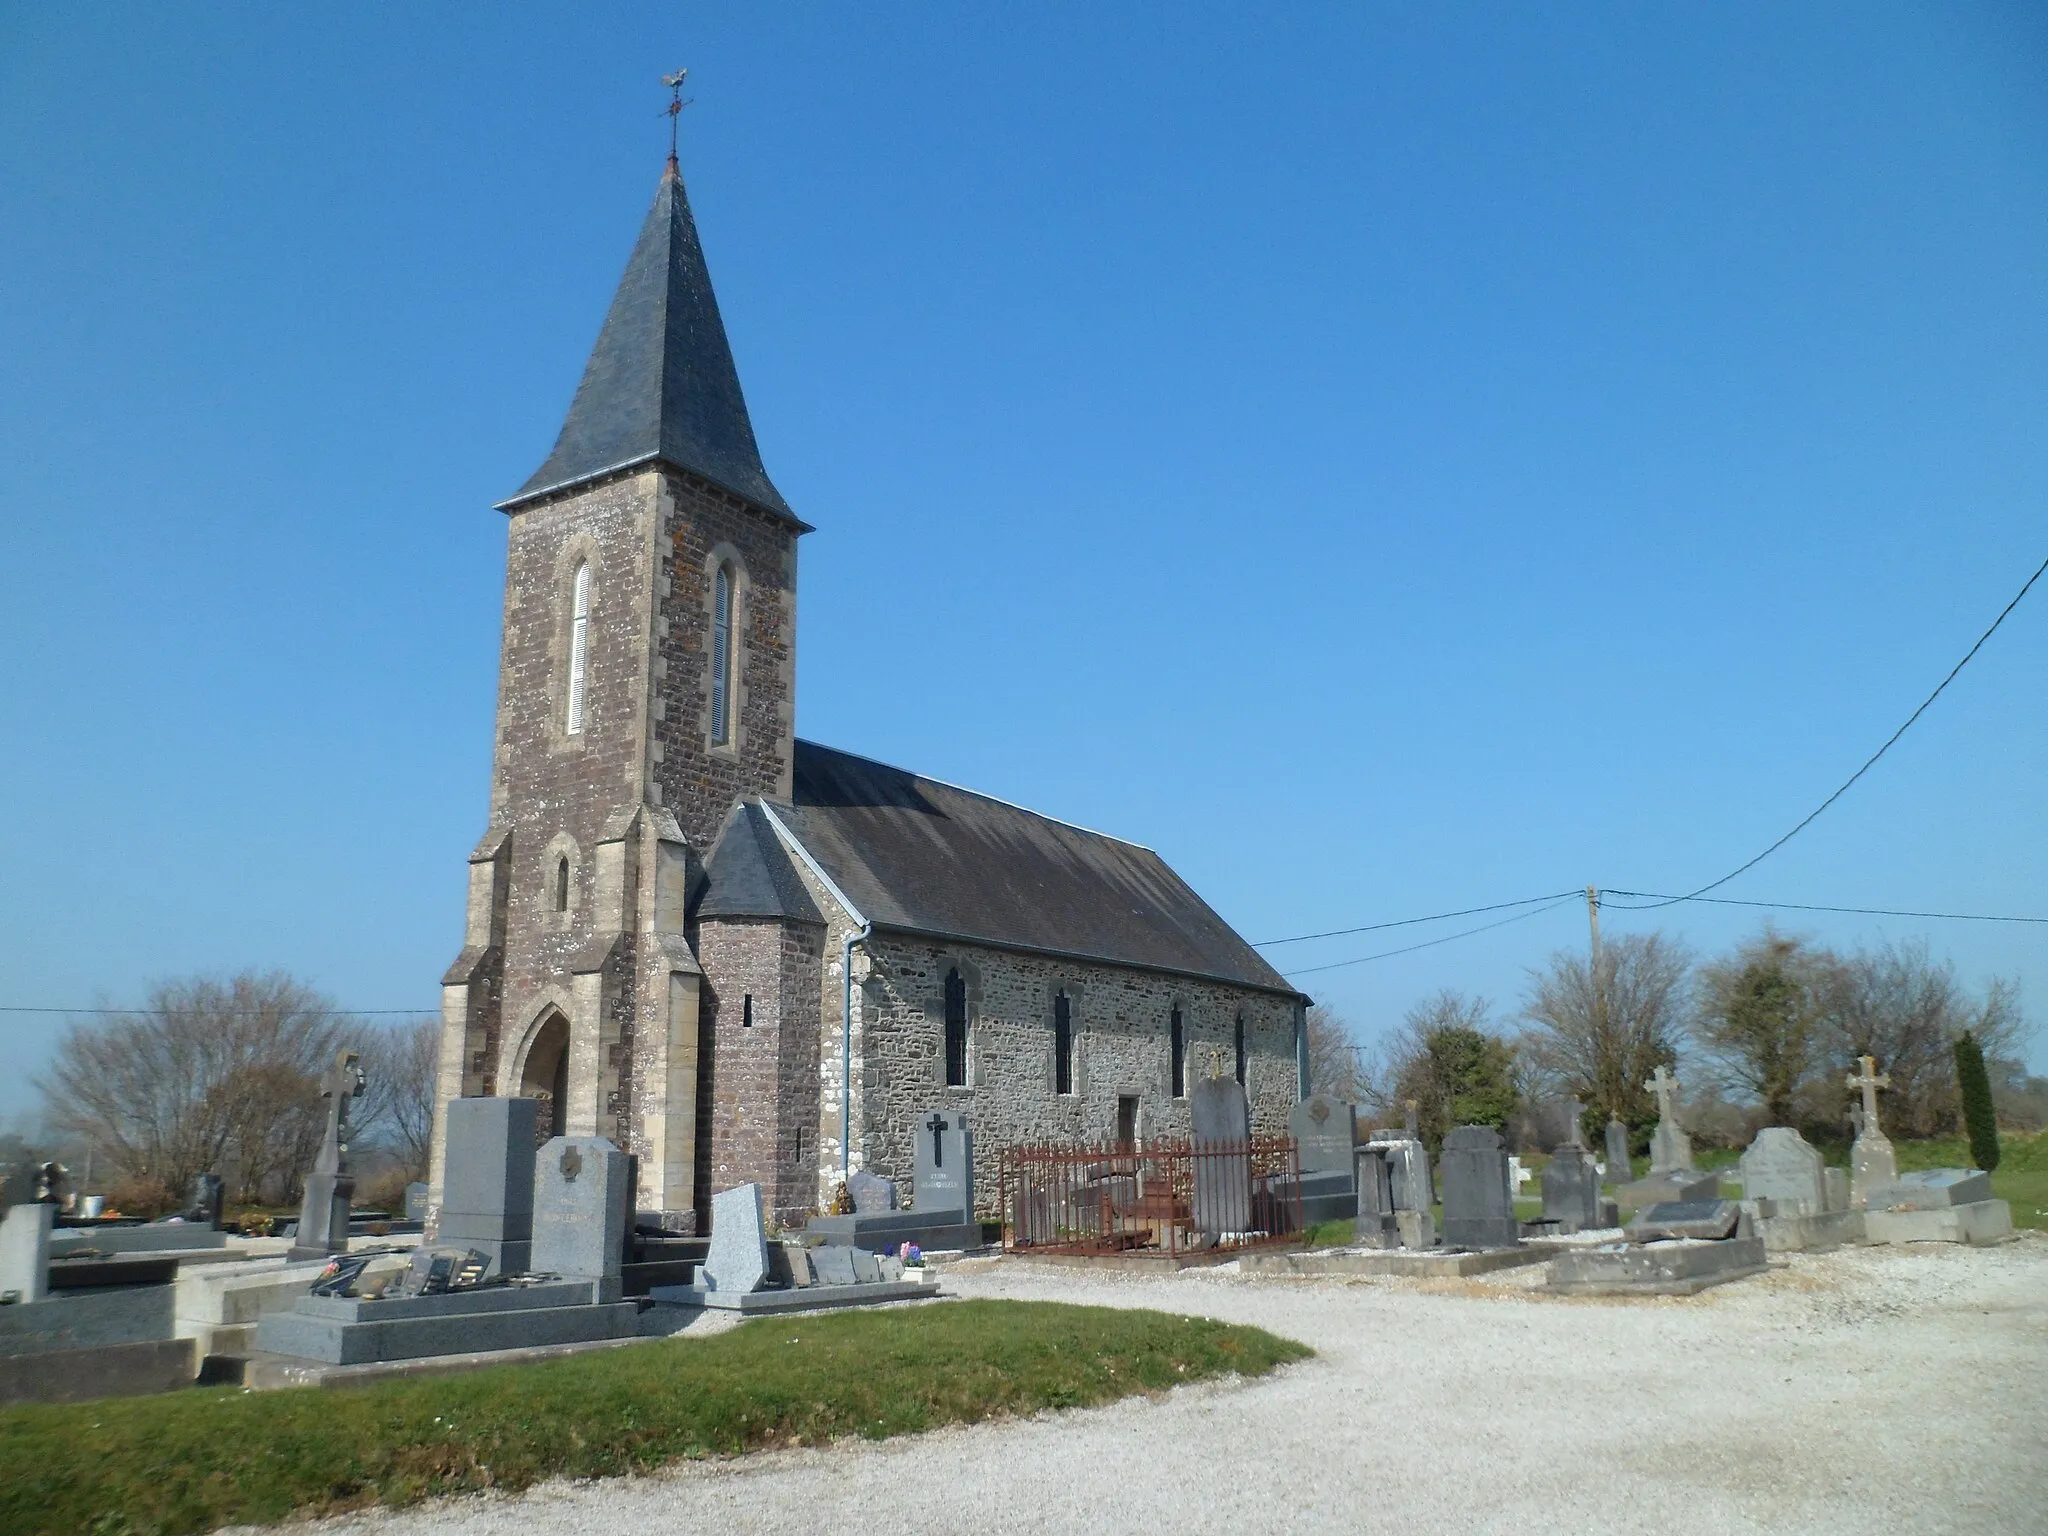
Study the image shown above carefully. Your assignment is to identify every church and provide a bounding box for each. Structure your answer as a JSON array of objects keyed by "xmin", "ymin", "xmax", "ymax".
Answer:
[{"xmin": 427, "ymin": 145, "xmax": 1310, "ymax": 1233}]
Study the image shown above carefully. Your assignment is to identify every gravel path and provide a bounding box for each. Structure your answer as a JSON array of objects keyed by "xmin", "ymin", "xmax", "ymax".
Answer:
[{"xmin": 288, "ymin": 1236, "xmax": 2048, "ymax": 1536}]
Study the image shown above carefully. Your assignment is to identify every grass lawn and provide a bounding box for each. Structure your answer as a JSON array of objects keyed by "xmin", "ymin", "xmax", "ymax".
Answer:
[{"xmin": 0, "ymin": 1301, "xmax": 1310, "ymax": 1536}]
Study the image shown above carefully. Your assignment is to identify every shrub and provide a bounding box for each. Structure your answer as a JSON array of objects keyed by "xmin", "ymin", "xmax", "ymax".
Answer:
[{"xmin": 1954, "ymin": 1031, "xmax": 2000, "ymax": 1172}]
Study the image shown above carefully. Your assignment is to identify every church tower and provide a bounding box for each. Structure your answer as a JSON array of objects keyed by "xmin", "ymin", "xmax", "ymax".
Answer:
[{"xmin": 430, "ymin": 151, "xmax": 808, "ymax": 1231}]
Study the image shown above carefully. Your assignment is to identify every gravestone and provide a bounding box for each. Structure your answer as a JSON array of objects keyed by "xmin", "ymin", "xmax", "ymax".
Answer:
[
  {"xmin": 1541, "ymin": 1144, "xmax": 1603, "ymax": 1233},
  {"xmin": 1382, "ymin": 1139, "xmax": 1433, "ymax": 1211},
  {"xmin": 702, "ymin": 1183, "xmax": 770, "ymax": 1294},
  {"xmin": 809, "ymin": 1245, "xmax": 858, "ymax": 1286},
  {"xmin": 846, "ymin": 1171, "xmax": 895, "ymax": 1215},
  {"xmin": 404, "ymin": 1183, "xmax": 429, "ymax": 1223},
  {"xmin": 1190, "ymin": 1075, "xmax": 1252, "ymax": 1237},
  {"xmin": 913, "ymin": 1111, "xmax": 974, "ymax": 1219},
  {"xmin": 850, "ymin": 1248, "xmax": 883, "ymax": 1284},
  {"xmin": 1354, "ymin": 1147, "xmax": 1396, "ymax": 1247},
  {"xmin": 188, "ymin": 1174, "xmax": 225, "ymax": 1230},
  {"xmin": 1644, "ymin": 1066, "xmax": 1694, "ymax": 1174},
  {"xmin": 1560, "ymin": 1097, "xmax": 1588, "ymax": 1150},
  {"xmin": 1289, "ymin": 1096, "xmax": 1357, "ymax": 1178},
  {"xmin": 1439, "ymin": 1126, "xmax": 1518, "ymax": 1249},
  {"xmin": 0, "ymin": 1203, "xmax": 53, "ymax": 1304},
  {"xmin": 1868, "ymin": 1169, "xmax": 1993, "ymax": 1211},
  {"xmin": 1823, "ymin": 1168, "xmax": 1849, "ymax": 1214},
  {"xmin": 1739, "ymin": 1127, "xmax": 1826, "ymax": 1217},
  {"xmin": 289, "ymin": 1049, "xmax": 365, "ymax": 1261},
  {"xmin": 1846, "ymin": 1056, "xmax": 1898, "ymax": 1209},
  {"xmin": 530, "ymin": 1137, "xmax": 631, "ymax": 1303},
  {"xmin": 1604, "ymin": 1116, "xmax": 1632, "ymax": 1182},
  {"xmin": 1629, "ymin": 1198, "xmax": 1741, "ymax": 1242},
  {"xmin": 784, "ymin": 1244, "xmax": 814, "ymax": 1287},
  {"xmin": 438, "ymin": 1096, "xmax": 541, "ymax": 1277}
]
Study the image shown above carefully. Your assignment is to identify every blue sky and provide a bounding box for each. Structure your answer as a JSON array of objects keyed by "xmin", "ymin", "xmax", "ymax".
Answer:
[{"xmin": 2, "ymin": 4, "xmax": 2044, "ymax": 1117}]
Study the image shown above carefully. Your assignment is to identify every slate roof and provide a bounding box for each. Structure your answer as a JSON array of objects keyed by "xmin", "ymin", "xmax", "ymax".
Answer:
[
  {"xmin": 757, "ymin": 741, "xmax": 1300, "ymax": 997},
  {"xmin": 697, "ymin": 802, "xmax": 823, "ymax": 923},
  {"xmin": 502, "ymin": 163, "xmax": 796, "ymax": 520}
]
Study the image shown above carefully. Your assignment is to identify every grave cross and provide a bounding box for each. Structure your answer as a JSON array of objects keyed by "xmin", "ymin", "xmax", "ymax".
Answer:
[
  {"xmin": 314, "ymin": 1049, "xmax": 365, "ymax": 1177},
  {"xmin": 1562, "ymin": 1097, "xmax": 1586, "ymax": 1148},
  {"xmin": 1845, "ymin": 1055, "xmax": 1889, "ymax": 1136},
  {"xmin": 925, "ymin": 1113, "xmax": 947, "ymax": 1168},
  {"xmin": 1644, "ymin": 1065, "xmax": 1679, "ymax": 1122},
  {"xmin": 1402, "ymin": 1099, "xmax": 1420, "ymax": 1140}
]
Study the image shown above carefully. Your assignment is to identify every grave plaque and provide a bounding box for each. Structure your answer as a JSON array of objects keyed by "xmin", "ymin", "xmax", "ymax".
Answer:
[
  {"xmin": 1190, "ymin": 1076, "xmax": 1252, "ymax": 1237},
  {"xmin": 530, "ymin": 1137, "xmax": 631, "ymax": 1302},
  {"xmin": 702, "ymin": 1183, "xmax": 770, "ymax": 1295},
  {"xmin": 809, "ymin": 1245, "xmax": 858, "ymax": 1286},
  {"xmin": 846, "ymin": 1171, "xmax": 896, "ymax": 1215},
  {"xmin": 850, "ymin": 1248, "xmax": 883, "ymax": 1284},
  {"xmin": 1604, "ymin": 1117, "xmax": 1632, "ymax": 1183},
  {"xmin": 438, "ymin": 1097, "xmax": 541, "ymax": 1276},
  {"xmin": 913, "ymin": 1111, "xmax": 974, "ymax": 1219},
  {"xmin": 783, "ymin": 1244, "xmax": 814, "ymax": 1287},
  {"xmin": 1541, "ymin": 1144, "xmax": 1603, "ymax": 1232},
  {"xmin": 1289, "ymin": 1096, "xmax": 1357, "ymax": 1180},
  {"xmin": 404, "ymin": 1182, "xmax": 429, "ymax": 1223},
  {"xmin": 1629, "ymin": 1199, "xmax": 1740, "ymax": 1242},
  {"xmin": 1738, "ymin": 1127, "xmax": 1826, "ymax": 1217},
  {"xmin": 1439, "ymin": 1125, "xmax": 1519, "ymax": 1249}
]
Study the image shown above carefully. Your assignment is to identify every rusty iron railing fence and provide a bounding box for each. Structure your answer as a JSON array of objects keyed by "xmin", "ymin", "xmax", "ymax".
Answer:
[{"xmin": 999, "ymin": 1137, "xmax": 1304, "ymax": 1257}]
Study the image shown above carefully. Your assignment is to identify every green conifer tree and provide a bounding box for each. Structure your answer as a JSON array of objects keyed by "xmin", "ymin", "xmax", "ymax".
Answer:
[{"xmin": 1953, "ymin": 1030, "xmax": 2000, "ymax": 1173}]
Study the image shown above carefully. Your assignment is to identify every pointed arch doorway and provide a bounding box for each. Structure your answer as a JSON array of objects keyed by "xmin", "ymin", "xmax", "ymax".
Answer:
[{"xmin": 519, "ymin": 1009, "xmax": 571, "ymax": 1140}]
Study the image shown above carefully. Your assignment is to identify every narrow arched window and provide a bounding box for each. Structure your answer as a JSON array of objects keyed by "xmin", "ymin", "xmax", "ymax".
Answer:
[
  {"xmin": 943, "ymin": 968, "xmax": 968, "ymax": 1088},
  {"xmin": 1053, "ymin": 989, "xmax": 1073, "ymax": 1096},
  {"xmin": 710, "ymin": 563, "xmax": 735, "ymax": 746},
  {"xmin": 1234, "ymin": 1014, "xmax": 1247, "ymax": 1086},
  {"xmin": 555, "ymin": 856, "xmax": 570, "ymax": 913},
  {"xmin": 565, "ymin": 562, "xmax": 592, "ymax": 735},
  {"xmin": 1170, "ymin": 1006, "xmax": 1186, "ymax": 1098}
]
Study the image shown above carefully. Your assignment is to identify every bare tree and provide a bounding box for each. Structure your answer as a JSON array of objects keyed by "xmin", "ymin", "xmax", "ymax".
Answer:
[
  {"xmin": 1520, "ymin": 933, "xmax": 1691, "ymax": 1127},
  {"xmin": 1819, "ymin": 941, "xmax": 2030, "ymax": 1137},
  {"xmin": 357, "ymin": 1017, "xmax": 440, "ymax": 1181},
  {"xmin": 1695, "ymin": 927, "xmax": 1831, "ymax": 1126},
  {"xmin": 38, "ymin": 972, "xmax": 346, "ymax": 1205}
]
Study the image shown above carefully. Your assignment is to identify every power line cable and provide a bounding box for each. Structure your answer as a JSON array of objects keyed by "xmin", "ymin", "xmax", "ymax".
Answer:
[
  {"xmin": 1253, "ymin": 889, "xmax": 1581, "ymax": 948},
  {"xmin": 1627, "ymin": 552, "xmax": 2048, "ymax": 911},
  {"xmin": 1598, "ymin": 890, "xmax": 2048, "ymax": 923},
  {"xmin": 1282, "ymin": 895, "xmax": 1579, "ymax": 978}
]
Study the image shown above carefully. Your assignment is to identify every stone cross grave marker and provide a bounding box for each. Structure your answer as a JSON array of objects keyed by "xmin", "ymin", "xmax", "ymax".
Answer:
[
  {"xmin": 914, "ymin": 1110, "xmax": 974, "ymax": 1219},
  {"xmin": 1644, "ymin": 1065, "xmax": 1694, "ymax": 1174},
  {"xmin": 1604, "ymin": 1115, "xmax": 1631, "ymax": 1182},
  {"xmin": 1561, "ymin": 1097, "xmax": 1587, "ymax": 1150},
  {"xmin": 1190, "ymin": 1075, "xmax": 1252, "ymax": 1237},
  {"xmin": 1289, "ymin": 1095, "xmax": 1357, "ymax": 1181},
  {"xmin": 1403, "ymin": 1099, "xmax": 1421, "ymax": 1140},
  {"xmin": 530, "ymin": 1136, "xmax": 631, "ymax": 1302},
  {"xmin": 1439, "ymin": 1125, "xmax": 1519, "ymax": 1249},
  {"xmin": 289, "ymin": 1048, "xmax": 365, "ymax": 1261},
  {"xmin": 1738, "ymin": 1127, "xmax": 1826, "ymax": 1216},
  {"xmin": 703, "ymin": 1183, "xmax": 770, "ymax": 1294},
  {"xmin": 1845, "ymin": 1055, "xmax": 1898, "ymax": 1209}
]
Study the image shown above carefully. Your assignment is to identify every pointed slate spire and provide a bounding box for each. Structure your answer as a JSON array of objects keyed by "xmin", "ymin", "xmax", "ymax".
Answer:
[{"xmin": 503, "ymin": 163, "xmax": 794, "ymax": 519}]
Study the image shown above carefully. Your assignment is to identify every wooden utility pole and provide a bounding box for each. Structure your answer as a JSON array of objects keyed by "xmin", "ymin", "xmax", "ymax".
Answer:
[{"xmin": 1586, "ymin": 885, "xmax": 1602, "ymax": 967}]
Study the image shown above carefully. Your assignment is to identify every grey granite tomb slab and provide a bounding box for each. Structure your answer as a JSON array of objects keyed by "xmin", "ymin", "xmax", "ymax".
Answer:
[
  {"xmin": 648, "ymin": 1277, "xmax": 939, "ymax": 1314},
  {"xmin": 809, "ymin": 1245, "xmax": 859, "ymax": 1286},
  {"xmin": 1617, "ymin": 1169, "xmax": 1721, "ymax": 1209},
  {"xmin": 702, "ymin": 1183, "xmax": 770, "ymax": 1294},
  {"xmin": 1438, "ymin": 1126, "xmax": 1519, "ymax": 1250},
  {"xmin": 530, "ymin": 1137, "xmax": 631, "ymax": 1303},
  {"xmin": 1867, "ymin": 1169, "xmax": 1993, "ymax": 1210},
  {"xmin": 1541, "ymin": 1145, "xmax": 1603, "ymax": 1233},
  {"xmin": 437, "ymin": 1097, "xmax": 539, "ymax": 1277},
  {"xmin": 0, "ymin": 1282, "xmax": 175, "ymax": 1358},
  {"xmin": 1628, "ymin": 1199, "xmax": 1740, "ymax": 1242},
  {"xmin": 850, "ymin": 1248, "xmax": 882, "ymax": 1284},
  {"xmin": 913, "ymin": 1110, "xmax": 974, "ymax": 1219},
  {"xmin": 1864, "ymin": 1200, "xmax": 2013, "ymax": 1246},
  {"xmin": 1738, "ymin": 1128, "xmax": 1826, "ymax": 1216},
  {"xmin": 1546, "ymin": 1235, "xmax": 1768, "ymax": 1296},
  {"xmin": 1289, "ymin": 1096, "xmax": 1357, "ymax": 1181},
  {"xmin": 1190, "ymin": 1076, "xmax": 1252, "ymax": 1237}
]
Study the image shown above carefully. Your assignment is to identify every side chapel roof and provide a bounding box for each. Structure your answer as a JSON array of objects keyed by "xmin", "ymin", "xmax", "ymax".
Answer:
[
  {"xmin": 697, "ymin": 801, "xmax": 824, "ymax": 923},
  {"xmin": 729, "ymin": 741, "xmax": 1300, "ymax": 998},
  {"xmin": 501, "ymin": 161, "xmax": 796, "ymax": 521}
]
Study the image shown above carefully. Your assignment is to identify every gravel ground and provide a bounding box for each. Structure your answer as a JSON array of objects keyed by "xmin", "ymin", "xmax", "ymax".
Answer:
[{"xmin": 285, "ymin": 1235, "xmax": 2048, "ymax": 1536}]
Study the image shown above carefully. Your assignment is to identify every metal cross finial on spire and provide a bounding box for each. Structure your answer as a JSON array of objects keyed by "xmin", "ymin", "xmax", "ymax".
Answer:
[{"xmin": 662, "ymin": 68, "xmax": 692, "ymax": 172}]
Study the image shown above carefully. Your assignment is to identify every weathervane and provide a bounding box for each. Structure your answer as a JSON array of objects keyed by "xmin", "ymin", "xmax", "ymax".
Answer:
[{"xmin": 662, "ymin": 68, "xmax": 692, "ymax": 171}]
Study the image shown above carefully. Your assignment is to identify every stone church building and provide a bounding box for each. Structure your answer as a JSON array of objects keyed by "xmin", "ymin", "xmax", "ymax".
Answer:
[{"xmin": 428, "ymin": 150, "xmax": 1309, "ymax": 1232}]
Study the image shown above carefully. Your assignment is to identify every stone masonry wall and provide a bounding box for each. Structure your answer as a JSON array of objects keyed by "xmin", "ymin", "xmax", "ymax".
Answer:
[
  {"xmin": 697, "ymin": 915, "xmax": 825, "ymax": 1225},
  {"xmin": 652, "ymin": 469, "xmax": 800, "ymax": 854},
  {"xmin": 855, "ymin": 934, "xmax": 1300, "ymax": 1214}
]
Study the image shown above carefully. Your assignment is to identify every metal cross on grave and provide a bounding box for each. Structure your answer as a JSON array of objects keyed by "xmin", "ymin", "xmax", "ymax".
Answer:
[
  {"xmin": 1643, "ymin": 1065, "xmax": 1680, "ymax": 1122},
  {"xmin": 926, "ymin": 1113, "xmax": 947, "ymax": 1169},
  {"xmin": 1845, "ymin": 1055, "xmax": 1890, "ymax": 1138}
]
